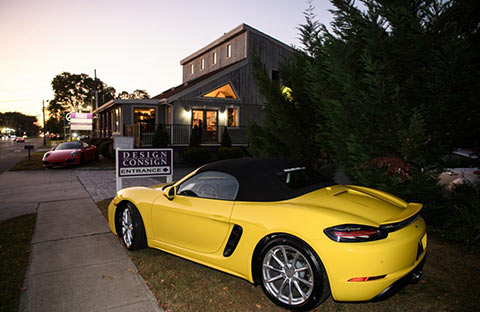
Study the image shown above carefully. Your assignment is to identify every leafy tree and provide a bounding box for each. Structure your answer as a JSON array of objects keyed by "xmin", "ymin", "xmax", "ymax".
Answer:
[
  {"xmin": 0, "ymin": 112, "xmax": 40, "ymax": 136},
  {"xmin": 117, "ymin": 89, "xmax": 150, "ymax": 99},
  {"xmin": 44, "ymin": 117, "xmax": 63, "ymax": 135},
  {"xmin": 48, "ymin": 72, "xmax": 116, "ymax": 118}
]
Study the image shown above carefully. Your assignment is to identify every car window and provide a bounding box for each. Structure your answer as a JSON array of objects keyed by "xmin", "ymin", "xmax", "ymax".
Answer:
[
  {"xmin": 277, "ymin": 166, "xmax": 329, "ymax": 190},
  {"xmin": 56, "ymin": 142, "xmax": 82, "ymax": 150},
  {"xmin": 177, "ymin": 171, "xmax": 239, "ymax": 200}
]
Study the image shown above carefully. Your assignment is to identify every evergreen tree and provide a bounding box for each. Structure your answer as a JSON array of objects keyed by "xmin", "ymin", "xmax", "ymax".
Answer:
[
  {"xmin": 152, "ymin": 124, "xmax": 169, "ymax": 148},
  {"xmin": 248, "ymin": 49, "xmax": 328, "ymax": 166},
  {"xmin": 307, "ymin": 0, "xmax": 480, "ymax": 189}
]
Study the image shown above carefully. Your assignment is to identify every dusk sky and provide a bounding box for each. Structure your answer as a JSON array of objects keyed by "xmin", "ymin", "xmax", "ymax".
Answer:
[{"xmin": 0, "ymin": 0, "xmax": 335, "ymax": 123}]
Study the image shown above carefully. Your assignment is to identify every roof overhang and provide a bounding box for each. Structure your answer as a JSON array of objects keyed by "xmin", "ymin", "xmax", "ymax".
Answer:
[{"xmin": 93, "ymin": 99, "xmax": 161, "ymax": 114}]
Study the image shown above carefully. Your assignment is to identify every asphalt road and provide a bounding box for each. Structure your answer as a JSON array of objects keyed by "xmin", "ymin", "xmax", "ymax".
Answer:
[{"xmin": 0, "ymin": 136, "xmax": 43, "ymax": 174}]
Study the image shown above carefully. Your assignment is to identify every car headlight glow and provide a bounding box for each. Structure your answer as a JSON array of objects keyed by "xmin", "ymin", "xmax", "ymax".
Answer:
[{"xmin": 324, "ymin": 224, "xmax": 387, "ymax": 242}]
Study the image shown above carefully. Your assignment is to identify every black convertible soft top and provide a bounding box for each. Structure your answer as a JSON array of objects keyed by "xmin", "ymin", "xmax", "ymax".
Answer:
[{"xmin": 197, "ymin": 158, "xmax": 335, "ymax": 202}]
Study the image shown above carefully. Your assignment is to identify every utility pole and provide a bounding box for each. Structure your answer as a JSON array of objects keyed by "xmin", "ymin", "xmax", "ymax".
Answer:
[
  {"xmin": 94, "ymin": 69, "xmax": 99, "ymax": 110},
  {"xmin": 42, "ymin": 100, "xmax": 46, "ymax": 146}
]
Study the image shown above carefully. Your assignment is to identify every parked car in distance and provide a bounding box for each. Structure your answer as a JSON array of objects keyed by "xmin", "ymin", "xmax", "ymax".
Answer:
[
  {"xmin": 107, "ymin": 158, "xmax": 427, "ymax": 311},
  {"xmin": 42, "ymin": 141, "xmax": 98, "ymax": 168},
  {"xmin": 439, "ymin": 148, "xmax": 479, "ymax": 189}
]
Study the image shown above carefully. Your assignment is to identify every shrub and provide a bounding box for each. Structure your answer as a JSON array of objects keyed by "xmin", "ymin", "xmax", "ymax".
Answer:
[
  {"xmin": 97, "ymin": 139, "xmax": 114, "ymax": 159},
  {"xmin": 428, "ymin": 183, "xmax": 480, "ymax": 248},
  {"xmin": 216, "ymin": 146, "xmax": 243, "ymax": 160},
  {"xmin": 183, "ymin": 146, "xmax": 210, "ymax": 166},
  {"xmin": 152, "ymin": 124, "xmax": 169, "ymax": 148},
  {"xmin": 220, "ymin": 127, "xmax": 232, "ymax": 147},
  {"xmin": 189, "ymin": 125, "xmax": 202, "ymax": 147}
]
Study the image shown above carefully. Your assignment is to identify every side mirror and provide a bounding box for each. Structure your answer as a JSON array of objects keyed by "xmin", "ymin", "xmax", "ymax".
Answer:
[{"xmin": 163, "ymin": 185, "xmax": 176, "ymax": 200}]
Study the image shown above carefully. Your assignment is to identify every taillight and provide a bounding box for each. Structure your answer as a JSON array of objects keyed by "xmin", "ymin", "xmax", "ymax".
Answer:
[{"xmin": 324, "ymin": 224, "xmax": 387, "ymax": 242}]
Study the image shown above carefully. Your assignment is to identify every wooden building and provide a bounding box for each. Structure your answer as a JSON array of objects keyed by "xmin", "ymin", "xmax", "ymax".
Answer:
[
  {"xmin": 93, "ymin": 24, "xmax": 292, "ymax": 147},
  {"xmin": 154, "ymin": 23, "xmax": 293, "ymax": 146}
]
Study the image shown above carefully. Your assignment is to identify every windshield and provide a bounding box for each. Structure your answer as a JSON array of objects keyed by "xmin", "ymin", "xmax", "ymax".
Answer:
[{"xmin": 56, "ymin": 142, "xmax": 82, "ymax": 150}]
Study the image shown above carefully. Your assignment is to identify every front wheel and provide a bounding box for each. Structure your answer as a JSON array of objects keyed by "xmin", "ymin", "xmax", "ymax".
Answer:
[
  {"xmin": 259, "ymin": 237, "xmax": 330, "ymax": 311},
  {"xmin": 117, "ymin": 202, "xmax": 147, "ymax": 251}
]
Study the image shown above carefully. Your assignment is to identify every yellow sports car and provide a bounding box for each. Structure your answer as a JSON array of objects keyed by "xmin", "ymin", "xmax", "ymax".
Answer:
[{"xmin": 108, "ymin": 158, "xmax": 426, "ymax": 311}]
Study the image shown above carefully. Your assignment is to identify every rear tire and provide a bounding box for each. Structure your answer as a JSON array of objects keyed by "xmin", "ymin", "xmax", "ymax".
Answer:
[
  {"xmin": 258, "ymin": 236, "xmax": 330, "ymax": 311},
  {"xmin": 116, "ymin": 202, "xmax": 147, "ymax": 251}
]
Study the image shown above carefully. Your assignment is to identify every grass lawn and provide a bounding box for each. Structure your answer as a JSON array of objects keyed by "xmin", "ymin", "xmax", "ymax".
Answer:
[
  {"xmin": 9, "ymin": 152, "xmax": 46, "ymax": 171},
  {"xmin": 9, "ymin": 152, "xmax": 115, "ymax": 171},
  {"xmin": 96, "ymin": 199, "xmax": 480, "ymax": 312},
  {"xmin": 0, "ymin": 214, "xmax": 36, "ymax": 312}
]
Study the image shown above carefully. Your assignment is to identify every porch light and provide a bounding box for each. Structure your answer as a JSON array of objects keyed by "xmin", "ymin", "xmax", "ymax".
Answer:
[
  {"xmin": 219, "ymin": 110, "xmax": 227, "ymax": 121},
  {"xmin": 183, "ymin": 109, "xmax": 191, "ymax": 120}
]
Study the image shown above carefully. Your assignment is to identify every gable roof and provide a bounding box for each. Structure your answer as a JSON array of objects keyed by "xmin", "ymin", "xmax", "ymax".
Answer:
[
  {"xmin": 180, "ymin": 23, "xmax": 294, "ymax": 65},
  {"xmin": 152, "ymin": 59, "xmax": 245, "ymax": 101}
]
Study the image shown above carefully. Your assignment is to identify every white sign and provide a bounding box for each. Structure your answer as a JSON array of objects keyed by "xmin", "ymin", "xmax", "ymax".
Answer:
[
  {"xmin": 70, "ymin": 112, "xmax": 93, "ymax": 130},
  {"xmin": 115, "ymin": 148, "xmax": 173, "ymax": 192},
  {"xmin": 114, "ymin": 136, "xmax": 134, "ymax": 150}
]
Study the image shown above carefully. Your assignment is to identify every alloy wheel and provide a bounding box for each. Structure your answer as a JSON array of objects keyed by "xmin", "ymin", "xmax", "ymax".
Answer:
[
  {"xmin": 121, "ymin": 207, "xmax": 134, "ymax": 248},
  {"xmin": 262, "ymin": 245, "xmax": 314, "ymax": 306}
]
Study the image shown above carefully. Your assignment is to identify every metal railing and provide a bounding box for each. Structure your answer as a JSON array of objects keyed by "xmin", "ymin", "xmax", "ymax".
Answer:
[{"xmin": 165, "ymin": 124, "xmax": 248, "ymax": 145}]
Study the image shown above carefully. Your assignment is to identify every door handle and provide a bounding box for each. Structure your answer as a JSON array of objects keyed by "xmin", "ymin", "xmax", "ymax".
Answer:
[{"xmin": 207, "ymin": 215, "xmax": 227, "ymax": 222}]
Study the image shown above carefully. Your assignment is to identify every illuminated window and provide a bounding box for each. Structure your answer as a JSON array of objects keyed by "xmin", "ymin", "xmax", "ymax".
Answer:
[
  {"xmin": 190, "ymin": 63, "xmax": 194, "ymax": 75},
  {"xmin": 202, "ymin": 83, "xmax": 238, "ymax": 99},
  {"xmin": 167, "ymin": 106, "xmax": 172, "ymax": 125},
  {"xmin": 201, "ymin": 58, "xmax": 205, "ymax": 70},
  {"xmin": 226, "ymin": 44, "xmax": 232, "ymax": 58},
  {"xmin": 134, "ymin": 108, "xmax": 156, "ymax": 132},
  {"xmin": 227, "ymin": 108, "xmax": 238, "ymax": 127},
  {"xmin": 212, "ymin": 51, "xmax": 217, "ymax": 65}
]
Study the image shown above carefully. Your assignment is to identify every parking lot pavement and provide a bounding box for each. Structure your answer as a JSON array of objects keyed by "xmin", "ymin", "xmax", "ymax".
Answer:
[{"xmin": 76, "ymin": 166, "xmax": 195, "ymax": 202}]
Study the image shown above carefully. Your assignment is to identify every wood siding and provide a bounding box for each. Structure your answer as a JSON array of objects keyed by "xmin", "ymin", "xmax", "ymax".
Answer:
[{"xmin": 182, "ymin": 32, "xmax": 247, "ymax": 83}]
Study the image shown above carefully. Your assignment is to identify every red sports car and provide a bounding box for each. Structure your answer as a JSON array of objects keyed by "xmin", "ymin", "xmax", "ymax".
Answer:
[{"xmin": 42, "ymin": 141, "xmax": 98, "ymax": 168}]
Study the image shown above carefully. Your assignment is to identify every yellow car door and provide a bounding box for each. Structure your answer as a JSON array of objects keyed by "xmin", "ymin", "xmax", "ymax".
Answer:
[{"xmin": 151, "ymin": 171, "xmax": 239, "ymax": 254}]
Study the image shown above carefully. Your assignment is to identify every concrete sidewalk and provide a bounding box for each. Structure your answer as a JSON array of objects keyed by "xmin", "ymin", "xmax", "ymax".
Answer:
[{"xmin": 0, "ymin": 170, "xmax": 161, "ymax": 312}]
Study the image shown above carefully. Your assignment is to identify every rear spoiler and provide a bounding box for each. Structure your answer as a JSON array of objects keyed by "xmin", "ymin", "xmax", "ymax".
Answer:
[{"xmin": 381, "ymin": 203, "xmax": 422, "ymax": 225}]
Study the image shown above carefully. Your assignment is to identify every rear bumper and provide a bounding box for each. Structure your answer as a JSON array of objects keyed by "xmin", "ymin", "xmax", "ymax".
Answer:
[
  {"xmin": 372, "ymin": 252, "xmax": 426, "ymax": 301},
  {"xmin": 317, "ymin": 216, "xmax": 427, "ymax": 301}
]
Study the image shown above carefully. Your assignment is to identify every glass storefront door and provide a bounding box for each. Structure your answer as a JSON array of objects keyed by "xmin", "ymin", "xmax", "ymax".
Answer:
[{"xmin": 192, "ymin": 109, "xmax": 218, "ymax": 142}]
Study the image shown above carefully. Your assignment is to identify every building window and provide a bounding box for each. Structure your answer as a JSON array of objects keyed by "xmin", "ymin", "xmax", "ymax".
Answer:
[
  {"xmin": 202, "ymin": 83, "xmax": 238, "ymax": 99},
  {"xmin": 113, "ymin": 107, "xmax": 120, "ymax": 133},
  {"xmin": 226, "ymin": 44, "xmax": 232, "ymax": 58},
  {"xmin": 201, "ymin": 58, "xmax": 205, "ymax": 70},
  {"xmin": 212, "ymin": 51, "xmax": 217, "ymax": 65},
  {"xmin": 190, "ymin": 63, "xmax": 195, "ymax": 75},
  {"xmin": 227, "ymin": 107, "xmax": 238, "ymax": 127},
  {"xmin": 167, "ymin": 106, "xmax": 172, "ymax": 125},
  {"xmin": 134, "ymin": 108, "xmax": 156, "ymax": 132}
]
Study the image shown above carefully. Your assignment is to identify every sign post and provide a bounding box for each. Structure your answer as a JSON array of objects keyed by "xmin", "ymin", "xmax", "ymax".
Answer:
[
  {"xmin": 24, "ymin": 145, "xmax": 34, "ymax": 161},
  {"xmin": 115, "ymin": 148, "xmax": 173, "ymax": 193}
]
